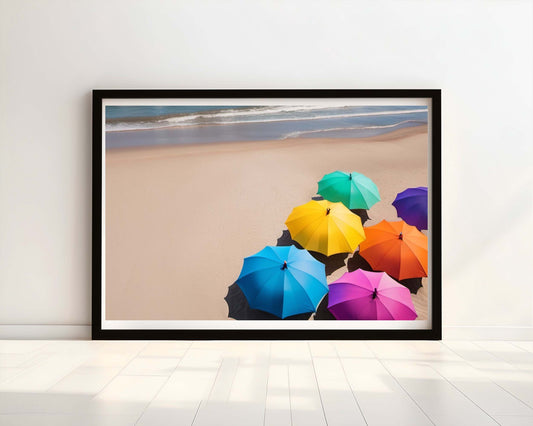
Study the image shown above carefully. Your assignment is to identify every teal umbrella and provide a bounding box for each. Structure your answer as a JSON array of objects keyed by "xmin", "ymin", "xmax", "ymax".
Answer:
[{"xmin": 318, "ymin": 171, "xmax": 380, "ymax": 210}]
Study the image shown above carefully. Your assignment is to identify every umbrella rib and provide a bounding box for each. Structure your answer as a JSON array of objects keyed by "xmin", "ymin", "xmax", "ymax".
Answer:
[
  {"xmin": 351, "ymin": 179, "xmax": 378, "ymax": 207},
  {"xmin": 327, "ymin": 217, "xmax": 353, "ymax": 253},
  {"xmin": 329, "ymin": 280, "xmax": 374, "ymax": 294},
  {"xmin": 353, "ymin": 177, "xmax": 380, "ymax": 200},
  {"xmin": 237, "ymin": 256, "xmax": 284, "ymax": 280},
  {"xmin": 292, "ymin": 215, "xmax": 328, "ymax": 248},
  {"xmin": 318, "ymin": 179, "xmax": 343, "ymax": 193},
  {"xmin": 288, "ymin": 265, "xmax": 328, "ymax": 291},
  {"xmin": 378, "ymin": 292, "xmax": 414, "ymax": 309},
  {"xmin": 361, "ymin": 238, "xmax": 395, "ymax": 253},
  {"xmin": 375, "ymin": 271, "xmax": 391, "ymax": 289},
  {"xmin": 374, "ymin": 298, "xmax": 395, "ymax": 319},
  {"xmin": 286, "ymin": 206, "xmax": 322, "ymax": 224},
  {"xmin": 402, "ymin": 236, "xmax": 428, "ymax": 251},
  {"xmin": 348, "ymin": 181, "xmax": 365, "ymax": 207},
  {"xmin": 328, "ymin": 280, "xmax": 374, "ymax": 309},
  {"xmin": 381, "ymin": 220, "xmax": 399, "ymax": 234},
  {"xmin": 329, "ymin": 284, "xmax": 375, "ymax": 300},
  {"xmin": 399, "ymin": 242, "xmax": 427, "ymax": 274},
  {"xmin": 331, "ymin": 213, "xmax": 363, "ymax": 237},
  {"xmin": 236, "ymin": 264, "xmax": 280, "ymax": 282},
  {"xmin": 357, "ymin": 271, "xmax": 377, "ymax": 290},
  {"xmin": 265, "ymin": 246, "xmax": 285, "ymax": 262},
  {"xmin": 362, "ymin": 240, "xmax": 401, "ymax": 271},
  {"xmin": 320, "ymin": 172, "xmax": 346, "ymax": 183},
  {"xmin": 401, "ymin": 232, "xmax": 427, "ymax": 251},
  {"xmin": 378, "ymin": 294, "xmax": 417, "ymax": 319},
  {"xmin": 285, "ymin": 270, "xmax": 317, "ymax": 312},
  {"xmin": 367, "ymin": 223, "xmax": 398, "ymax": 237},
  {"xmin": 247, "ymin": 271, "xmax": 283, "ymax": 310},
  {"xmin": 327, "ymin": 293, "xmax": 371, "ymax": 309}
]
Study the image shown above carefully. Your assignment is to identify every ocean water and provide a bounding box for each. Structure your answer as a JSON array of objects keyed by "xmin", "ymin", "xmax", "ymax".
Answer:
[{"xmin": 105, "ymin": 105, "xmax": 428, "ymax": 149}]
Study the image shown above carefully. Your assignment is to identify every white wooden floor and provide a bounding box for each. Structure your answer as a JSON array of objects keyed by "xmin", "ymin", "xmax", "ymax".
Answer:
[{"xmin": 1, "ymin": 340, "xmax": 533, "ymax": 425}]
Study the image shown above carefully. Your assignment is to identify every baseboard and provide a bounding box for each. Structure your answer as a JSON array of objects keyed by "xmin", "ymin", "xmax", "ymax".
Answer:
[
  {"xmin": 1, "ymin": 324, "xmax": 532, "ymax": 340},
  {"xmin": 443, "ymin": 326, "xmax": 533, "ymax": 341},
  {"xmin": 0, "ymin": 325, "xmax": 91, "ymax": 340}
]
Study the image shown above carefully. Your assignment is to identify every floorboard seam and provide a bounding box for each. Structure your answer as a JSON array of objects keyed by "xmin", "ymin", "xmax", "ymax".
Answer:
[
  {"xmin": 133, "ymin": 341, "xmax": 192, "ymax": 426},
  {"xmin": 333, "ymin": 343, "xmax": 368, "ymax": 426},
  {"xmin": 443, "ymin": 341, "xmax": 533, "ymax": 410},
  {"xmin": 368, "ymin": 346, "xmax": 436, "ymax": 426},
  {"xmin": 426, "ymin": 361, "xmax": 502, "ymax": 425},
  {"xmin": 307, "ymin": 342, "xmax": 329, "ymax": 426}
]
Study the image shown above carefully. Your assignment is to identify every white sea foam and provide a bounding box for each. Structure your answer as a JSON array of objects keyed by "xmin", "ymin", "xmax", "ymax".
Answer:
[
  {"xmin": 167, "ymin": 105, "xmax": 325, "ymax": 120},
  {"xmin": 106, "ymin": 107, "xmax": 428, "ymax": 132},
  {"xmin": 280, "ymin": 120, "xmax": 425, "ymax": 139}
]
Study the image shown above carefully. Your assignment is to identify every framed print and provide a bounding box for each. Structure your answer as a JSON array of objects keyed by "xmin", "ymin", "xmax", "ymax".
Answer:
[{"xmin": 92, "ymin": 89, "xmax": 441, "ymax": 340}]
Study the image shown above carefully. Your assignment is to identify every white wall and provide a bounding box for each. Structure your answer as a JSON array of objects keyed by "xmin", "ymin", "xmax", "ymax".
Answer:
[{"xmin": 1, "ymin": 0, "xmax": 532, "ymax": 339}]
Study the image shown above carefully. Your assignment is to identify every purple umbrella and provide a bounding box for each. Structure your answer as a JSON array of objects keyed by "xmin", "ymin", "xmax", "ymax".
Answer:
[
  {"xmin": 327, "ymin": 269, "xmax": 417, "ymax": 320},
  {"xmin": 392, "ymin": 186, "xmax": 428, "ymax": 230}
]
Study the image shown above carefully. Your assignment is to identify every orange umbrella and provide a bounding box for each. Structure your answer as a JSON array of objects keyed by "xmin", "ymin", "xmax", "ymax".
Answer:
[{"xmin": 359, "ymin": 220, "xmax": 427, "ymax": 280}]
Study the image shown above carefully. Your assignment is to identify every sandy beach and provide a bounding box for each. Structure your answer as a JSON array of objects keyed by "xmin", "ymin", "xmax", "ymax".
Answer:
[{"xmin": 105, "ymin": 125, "xmax": 429, "ymax": 320}]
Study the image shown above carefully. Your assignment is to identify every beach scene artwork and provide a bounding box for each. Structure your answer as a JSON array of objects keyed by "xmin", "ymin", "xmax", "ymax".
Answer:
[{"xmin": 104, "ymin": 102, "xmax": 430, "ymax": 325}]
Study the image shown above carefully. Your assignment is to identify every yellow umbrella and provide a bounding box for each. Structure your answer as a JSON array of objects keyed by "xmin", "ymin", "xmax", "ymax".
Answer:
[{"xmin": 285, "ymin": 200, "xmax": 366, "ymax": 256}]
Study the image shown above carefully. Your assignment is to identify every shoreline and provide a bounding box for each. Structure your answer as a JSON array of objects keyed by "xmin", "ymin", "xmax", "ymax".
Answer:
[
  {"xmin": 105, "ymin": 119, "xmax": 428, "ymax": 149},
  {"xmin": 105, "ymin": 124, "xmax": 428, "ymax": 159}
]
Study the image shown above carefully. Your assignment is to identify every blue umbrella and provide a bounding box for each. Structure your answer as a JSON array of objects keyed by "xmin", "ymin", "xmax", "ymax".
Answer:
[
  {"xmin": 392, "ymin": 186, "xmax": 428, "ymax": 230},
  {"xmin": 236, "ymin": 245, "xmax": 328, "ymax": 319}
]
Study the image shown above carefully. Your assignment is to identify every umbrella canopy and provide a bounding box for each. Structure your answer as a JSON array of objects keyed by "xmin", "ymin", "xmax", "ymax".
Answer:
[
  {"xmin": 317, "ymin": 171, "xmax": 380, "ymax": 210},
  {"xmin": 236, "ymin": 245, "xmax": 328, "ymax": 319},
  {"xmin": 359, "ymin": 220, "xmax": 428, "ymax": 280},
  {"xmin": 224, "ymin": 283, "xmax": 312, "ymax": 320},
  {"xmin": 392, "ymin": 186, "xmax": 428, "ymax": 230},
  {"xmin": 328, "ymin": 269, "xmax": 417, "ymax": 320},
  {"xmin": 285, "ymin": 200, "xmax": 365, "ymax": 256}
]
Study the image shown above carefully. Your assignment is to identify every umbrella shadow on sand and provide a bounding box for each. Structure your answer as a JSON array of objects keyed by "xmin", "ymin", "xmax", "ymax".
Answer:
[
  {"xmin": 347, "ymin": 252, "xmax": 423, "ymax": 294},
  {"xmin": 224, "ymin": 282, "xmax": 312, "ymax": 320},
  {"xmin": 275, "ymin": 230, "xmax": 347, "ymax": 276},
  {"xmin": 313, "ymin": 294, "xmax": 336, "ymax": 320},
  {"xmin": 398, "ymin": 278, "xmax": 423, "ymax": 294},
  {"xmin": 351, "ymin": 209, "xmax": 370, "ymax": 225},
  {"xmin": 347, "ymin": 251, "xmax": 373, "ymax": 272}
]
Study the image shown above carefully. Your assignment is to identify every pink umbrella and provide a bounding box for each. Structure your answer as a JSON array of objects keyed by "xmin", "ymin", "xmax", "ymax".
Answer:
[{"xmin": 327, "ymin": 269, "xmax": 417, "ymax": 320}]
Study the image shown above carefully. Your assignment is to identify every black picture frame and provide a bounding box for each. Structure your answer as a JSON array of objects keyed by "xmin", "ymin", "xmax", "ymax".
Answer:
[{"xmin": 92, "ymin": 89, "xmax": 441, "ymax": 340}]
